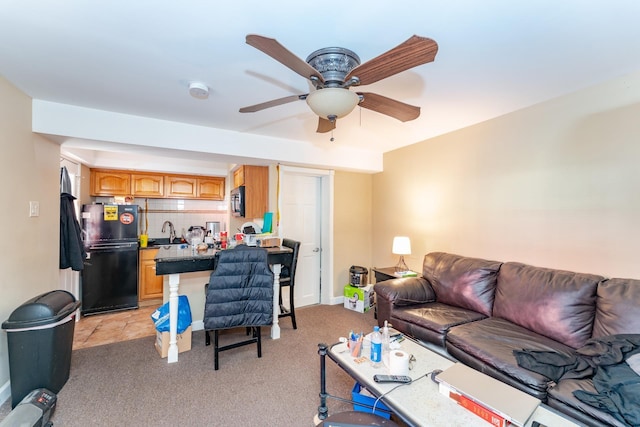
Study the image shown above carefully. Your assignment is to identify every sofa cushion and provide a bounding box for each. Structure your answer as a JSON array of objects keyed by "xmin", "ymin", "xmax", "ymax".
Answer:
[
  {"xmin": 492, "ymin": 262, "xmax": 602, "ymax": 349},
  {"xmin": 422, "ymin": 252, "xmax": 502, "ymax": 316},
  {"xmin": 393, "ymin": 302, "xmax": 486, "ymax": 336},
  {"xmin": 446, "ymin": 317, "xmax": 575, "ymax": 395},
  {"xmin": 592, "ymin": 278, "xmax": 640, "ymax": 339}
]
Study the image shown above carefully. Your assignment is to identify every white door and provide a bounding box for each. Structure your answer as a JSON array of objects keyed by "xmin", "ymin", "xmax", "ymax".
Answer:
[{"xmin": 280, "ymin": 170, "xmax": 322, "ymax": 307}]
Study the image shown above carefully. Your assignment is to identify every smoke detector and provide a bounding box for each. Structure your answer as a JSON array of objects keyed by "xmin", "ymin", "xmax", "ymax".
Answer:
[{"xmin": 189, "ymin": 82, "xmax": 209, "ymax": 99}]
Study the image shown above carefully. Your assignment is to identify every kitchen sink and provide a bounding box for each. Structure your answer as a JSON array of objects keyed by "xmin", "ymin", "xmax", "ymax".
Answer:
[{"xmin": 147, "ymin": 237, "xmax": 185, "ymax": 247}]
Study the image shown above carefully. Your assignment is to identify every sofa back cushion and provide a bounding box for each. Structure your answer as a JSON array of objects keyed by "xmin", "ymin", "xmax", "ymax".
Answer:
[
  {"xmin": 592, "ymin": 278, "xmax": 640, "ymax": 338},
  {"xmin": 493, "ymin": 262, "xmax": 602, "ymax": 349},
  {"xmin": 422, "ymin": 252, "xmax": 502, "ymax": 316}
]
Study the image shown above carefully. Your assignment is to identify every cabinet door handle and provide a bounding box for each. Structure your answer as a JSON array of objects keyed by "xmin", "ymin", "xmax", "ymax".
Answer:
[{"xmin": 313, "ymin": 247, "xmax": 320, "ymax": 252}]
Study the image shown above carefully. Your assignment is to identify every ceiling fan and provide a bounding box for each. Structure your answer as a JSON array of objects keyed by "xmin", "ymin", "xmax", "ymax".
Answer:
[{"xmin": 239, "ymin": 34, "xmax": 438, "ymax": 133}]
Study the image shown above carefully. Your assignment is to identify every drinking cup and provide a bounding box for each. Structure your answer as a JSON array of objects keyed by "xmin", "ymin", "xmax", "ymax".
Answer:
[{"xmin": 349, "ymin": 338, "xmax": 362, "ymax": 357}]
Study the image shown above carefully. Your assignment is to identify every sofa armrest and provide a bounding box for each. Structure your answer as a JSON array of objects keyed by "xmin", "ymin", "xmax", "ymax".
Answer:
[
  {"xmin": 375, "ymin": 277, "xmax": 435, "ymax": 327},
  {"xmin": 375, "ymin": 277, "xmax": 435, "ymax": 306}
]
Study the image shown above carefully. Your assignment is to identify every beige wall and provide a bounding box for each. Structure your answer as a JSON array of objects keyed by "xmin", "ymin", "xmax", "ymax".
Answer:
[
  {"xmin": 373, "ymin": 71, "xmax": 640, "ymax": 278},
  {"xmin": 333, "ymin": 171, "xmax": 373, "ymax": 294},
  {"xmin": 0, "ymin": 77, "xmax": 61, "ymax": 395}
]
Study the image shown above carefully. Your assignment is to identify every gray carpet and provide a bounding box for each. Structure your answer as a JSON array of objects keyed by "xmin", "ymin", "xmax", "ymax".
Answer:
[{"xmin": 1, "ymin": 304, "xmax": 377, "ymax": 426}]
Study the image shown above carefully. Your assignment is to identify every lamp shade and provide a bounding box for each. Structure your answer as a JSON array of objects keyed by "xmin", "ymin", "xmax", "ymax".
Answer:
[
  {"xmin": 306, "ymin": 88, "xmax": 359, "ymax": 119},
  {"xmin": 391, "ymin": 236, "xmax": 411, "ymax": 255},
  {"xmin": 392, "ymin": 236, "xmax": 411, "ymax": 255}
]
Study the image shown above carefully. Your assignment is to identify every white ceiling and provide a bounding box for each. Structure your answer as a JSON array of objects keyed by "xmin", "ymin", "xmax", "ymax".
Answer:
[{"xmin": 2, "ymin": 1, "xmax": 640, "ymax": 173}]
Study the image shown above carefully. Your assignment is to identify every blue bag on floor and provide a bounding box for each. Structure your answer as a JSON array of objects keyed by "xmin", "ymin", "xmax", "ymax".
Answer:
[{"xmin": 151, "ymin": 295, "xmax": 192, "ymax": 334}]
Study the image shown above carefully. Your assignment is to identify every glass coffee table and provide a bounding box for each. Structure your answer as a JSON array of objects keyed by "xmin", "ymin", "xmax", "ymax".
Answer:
[{"xmin": 317, "ymin": 333, "xmax": 583, "ymax": 427}]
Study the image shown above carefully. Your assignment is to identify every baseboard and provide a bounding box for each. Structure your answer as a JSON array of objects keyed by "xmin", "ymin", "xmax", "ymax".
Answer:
[
  {"xmin": 331, "ymin": 296, "xmax": 344, "ymax": 305},
  {"xmin": 191, "ymin": 320, "xmax": 204, "ymax": 331},
  {"xmin": 0, "ymin": 379, "xmax": 10, "ymax": 407}
]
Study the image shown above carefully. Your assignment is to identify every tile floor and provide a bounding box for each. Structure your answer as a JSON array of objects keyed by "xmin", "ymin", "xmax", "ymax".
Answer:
[{"xmin": 72, "ymin": 305, "xmax": 158, "ymax": 350}]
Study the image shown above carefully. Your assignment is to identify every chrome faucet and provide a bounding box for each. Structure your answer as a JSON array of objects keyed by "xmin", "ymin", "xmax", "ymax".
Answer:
[{"xmin": 161, "ymin": 220, "xmax": 176, "ymax": 243}]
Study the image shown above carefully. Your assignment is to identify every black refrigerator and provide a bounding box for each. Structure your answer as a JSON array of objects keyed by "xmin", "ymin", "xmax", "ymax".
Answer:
[{"xmin": 81, "ymin": 204, "xmax": 139, "ymax": 315}]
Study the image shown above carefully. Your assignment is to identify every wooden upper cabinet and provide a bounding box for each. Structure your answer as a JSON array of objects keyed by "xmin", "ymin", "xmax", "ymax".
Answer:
[
  {"xmin": 165, "ymin": 176, "xmax": 197, "ymax": 198},
  {"xmin": 233, "ymin": 165, "xmax": 245, "ymax": 188},
  {"xmin": 197, "ymin": 177, "xmax": 224, "ymax": 200},
  {"xmin": 131, "ymin": 174, "xmax": 164, "ymax": 197},
  {"xmin": 233, "ymin": 165, "xmax": 268, "ymax": 219},
  {"xmin": 165, "ymin": 176, "xmax": 225, "ymax": 200},
  {"xmin": 90, "ymin": 169, "xmax": 225, "ymax": 200},
  {"xmin": 91, "ymin": 170, "xmax": 131, "ymax": 196}
]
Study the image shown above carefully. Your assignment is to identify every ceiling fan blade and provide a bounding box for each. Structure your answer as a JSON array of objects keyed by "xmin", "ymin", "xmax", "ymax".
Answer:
[
  {"xmin": 239, "ymin": 94, "xmax": 306, "ymax": 113},
  {"xmin": 345, "ymin": 35, "xmax": 438, "ymax": 86},
  {"xmin": 246, "ymin": 35, "xmax": 324, "ymax": 84},
  {"xmin": 316, "ymin": 117, "xmax": 336, "ymax": 133},
  {"xmin": 357, "ymin": 92, "xmax": 421, "ymax": 122}
]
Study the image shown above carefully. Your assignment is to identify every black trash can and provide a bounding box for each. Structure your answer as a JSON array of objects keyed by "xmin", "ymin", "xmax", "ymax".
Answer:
[{"xmin": 2, "ymin": 290, "xmax": 80, "ymax": 408}]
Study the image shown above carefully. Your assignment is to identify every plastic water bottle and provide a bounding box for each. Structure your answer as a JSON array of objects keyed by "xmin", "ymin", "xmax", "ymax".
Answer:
[
  {"xmin": 382, "ymin": 320, "xmax": 390, "ymax": 354},
  {"xmin": 370, "ymin": 326, "xmax": 382, "ymax": 365}
]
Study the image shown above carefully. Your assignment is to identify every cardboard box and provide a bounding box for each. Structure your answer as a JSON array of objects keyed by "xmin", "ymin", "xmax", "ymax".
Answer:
[
  {"xmin": 155, "ymin": 326, "xmax": 192, "ymax": 358},
  {"xmin": 257, "ymin": 236, "xmax": 281, "ymax": 247},
  {"xmin": 344, "ymin": 284, "xmax": 375, "ymax": 313}
]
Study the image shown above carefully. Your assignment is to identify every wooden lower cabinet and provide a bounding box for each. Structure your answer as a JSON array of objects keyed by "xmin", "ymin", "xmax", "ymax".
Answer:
[{"xmin": 139, "ymin": 249, "xmax": 163, "ymax": 301}]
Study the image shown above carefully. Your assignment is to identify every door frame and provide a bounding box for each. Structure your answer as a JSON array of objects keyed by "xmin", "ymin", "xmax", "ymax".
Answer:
[{"xmin": 278, "ymin": 165, "xmax": 334, "ymax": 305}]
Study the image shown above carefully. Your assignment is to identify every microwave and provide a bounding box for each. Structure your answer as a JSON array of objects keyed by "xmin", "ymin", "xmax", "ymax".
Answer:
[{"xmin": 230, "ymin": 186, "xmax": 245, "ymax": 217}]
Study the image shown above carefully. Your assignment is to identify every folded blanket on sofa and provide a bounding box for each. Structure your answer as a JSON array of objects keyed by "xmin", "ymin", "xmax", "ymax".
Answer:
[{"xmin": 514, "ymin": 334, "xmax": 640, "ymax": 426}]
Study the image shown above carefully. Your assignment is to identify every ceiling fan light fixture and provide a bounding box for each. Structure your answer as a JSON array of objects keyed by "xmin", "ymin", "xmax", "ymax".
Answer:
[
  {"xmin": 188, "ymin": 81, "xmax": 209, "ymax": 99},
  {"xmin": 306, "ymin": 88, "xmax": 359, "ymax": 120}
]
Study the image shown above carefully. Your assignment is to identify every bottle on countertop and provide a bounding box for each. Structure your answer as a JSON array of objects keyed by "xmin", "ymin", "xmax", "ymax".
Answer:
[{"xmin": 370, "ymin": 326, "xmax": 382, "ymax": 366}]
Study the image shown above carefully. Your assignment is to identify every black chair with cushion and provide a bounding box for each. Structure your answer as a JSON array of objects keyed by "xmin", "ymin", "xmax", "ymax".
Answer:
[
  {"xmin": 203, "ymin": 245, "xmax": 274, "ymax": 370},
  {"xmin": 278, "ymin": 238, "xmax": 300, "ymax": 329}
]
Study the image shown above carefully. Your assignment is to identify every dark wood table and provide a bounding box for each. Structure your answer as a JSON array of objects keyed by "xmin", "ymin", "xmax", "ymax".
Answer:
[{"xmin": 154, "ymin": 244, "xmax": 293, "ymax": 363}]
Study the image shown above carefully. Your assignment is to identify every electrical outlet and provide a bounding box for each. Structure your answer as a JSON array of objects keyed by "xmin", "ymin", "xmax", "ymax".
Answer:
[{"xmin": 29, "ymin": 201, "xmax": 40, "ymax": 217}]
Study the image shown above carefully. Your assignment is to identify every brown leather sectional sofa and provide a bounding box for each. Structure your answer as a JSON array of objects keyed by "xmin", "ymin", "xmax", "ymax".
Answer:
[{"xmin": 374, "ymin": 252, "xmax": 640, "ymax": 427}]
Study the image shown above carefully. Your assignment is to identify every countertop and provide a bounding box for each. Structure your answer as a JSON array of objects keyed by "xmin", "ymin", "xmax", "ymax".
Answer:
[
  {"xmin": 139, "ymin": 237, "xmax": 186, "ymax": 250},
  {"xmin": 155, "ymin": 244, "xmax": 218, "ymax": 261},
  {"xmin": 153, "ymin": 244, "xmax": 292, "ymax": 275}
]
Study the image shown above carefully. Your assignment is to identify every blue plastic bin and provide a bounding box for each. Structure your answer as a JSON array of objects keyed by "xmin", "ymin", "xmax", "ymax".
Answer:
[{"xmin": 351, "ymin": 382, "xmax": 392, "ymax": 419}]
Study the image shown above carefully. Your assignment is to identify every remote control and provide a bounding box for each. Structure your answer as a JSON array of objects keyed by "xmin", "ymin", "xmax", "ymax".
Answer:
[{"xmin": 373, "ymin": 374, "xmax": 412, "ymax": 384}]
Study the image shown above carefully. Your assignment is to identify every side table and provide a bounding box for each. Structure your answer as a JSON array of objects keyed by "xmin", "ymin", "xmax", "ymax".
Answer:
[
  {"xmin": 372, "ymin": 267, "xmax": 421, "ymax": 282},
  {"xmin": 371, "ymin": 267, "xmax": 397, "ymax": 283}
]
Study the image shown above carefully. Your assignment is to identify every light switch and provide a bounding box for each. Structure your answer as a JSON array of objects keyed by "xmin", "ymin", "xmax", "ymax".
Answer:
[{"xmin": 29, "ymin": 201, "xmax": 39, "ymax": 217}]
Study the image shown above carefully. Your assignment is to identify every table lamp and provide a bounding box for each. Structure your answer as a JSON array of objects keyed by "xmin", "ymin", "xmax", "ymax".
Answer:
[{"xmin": 392, "ymin": 236, "xmax": 411, "ymax": 273}]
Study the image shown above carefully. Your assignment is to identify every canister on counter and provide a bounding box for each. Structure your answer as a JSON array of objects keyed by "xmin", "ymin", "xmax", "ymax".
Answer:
[{"xmin": 220, "ymin": 231, "xmax": 228, "ymax": 249}]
